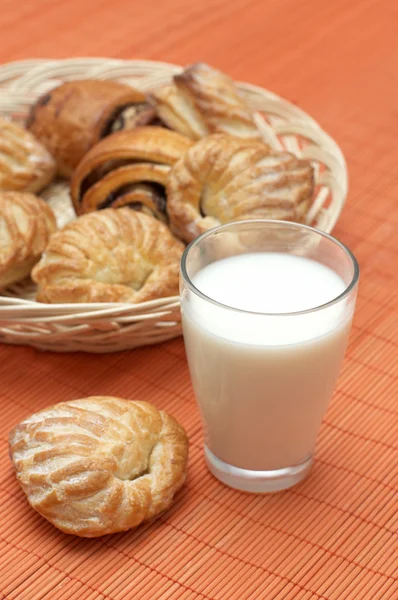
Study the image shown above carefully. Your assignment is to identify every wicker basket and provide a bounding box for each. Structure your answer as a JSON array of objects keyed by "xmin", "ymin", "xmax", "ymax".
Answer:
[{"xmin": 0, "ymin": 58, "xmax": 348, "ymax": 353}]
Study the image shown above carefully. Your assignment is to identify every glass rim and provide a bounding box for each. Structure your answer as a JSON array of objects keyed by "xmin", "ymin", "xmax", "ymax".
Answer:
[{"xmin": 180, "ymin": 219, "xmax": 360, "ymax": 317}]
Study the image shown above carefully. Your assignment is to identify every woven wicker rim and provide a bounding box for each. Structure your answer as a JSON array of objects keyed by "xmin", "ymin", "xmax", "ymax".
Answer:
[{"xmin": 0, "ymin": 58, "xmax": 348, "ymax": 352}]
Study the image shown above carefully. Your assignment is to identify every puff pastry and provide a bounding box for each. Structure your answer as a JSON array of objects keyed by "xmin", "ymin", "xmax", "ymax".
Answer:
[
  {"xmin": 149, "ymin": 62, "xmax": 262, "ymax": 141},
  {"xmin": 31, "ymin": 207, "xmax": 184, "ymax": 303},
  {"xmin": 27, "ymin": 80, "xmax": 158, "ymax": 177},
  {"xmin": 9, "ymin": 396, "xmax": 189, "ymax": 537},
  {"xmin": 70, "ymin": 126, "xmax": 192, "ymax": 220},
  {"xmin": 0, "ymin": 118, "xmax": 56, "ymax": 193},
  {"xmin": 167, "ymin": 134, "xmax": 314, "ymax": 243},
  {"xmin": 0, "ymin": 191, "xmax": 56, "ymax": 288}
]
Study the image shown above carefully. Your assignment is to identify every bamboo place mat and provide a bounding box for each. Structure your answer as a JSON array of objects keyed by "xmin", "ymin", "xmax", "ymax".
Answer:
[{"xmin": 0, "ymin": 0, "xmax": 397, "ymax": 598}]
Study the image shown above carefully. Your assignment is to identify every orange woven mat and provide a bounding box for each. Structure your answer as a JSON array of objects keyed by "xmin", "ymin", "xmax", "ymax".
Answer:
[{"xmin": 0, "ymin": 0, "xmax": 397, "ymax": 598}]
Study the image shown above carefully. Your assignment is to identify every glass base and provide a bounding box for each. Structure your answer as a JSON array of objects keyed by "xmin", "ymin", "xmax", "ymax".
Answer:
[{"xmin": 204, "ymin": 446, "xmax": 313, "ymax": 493}]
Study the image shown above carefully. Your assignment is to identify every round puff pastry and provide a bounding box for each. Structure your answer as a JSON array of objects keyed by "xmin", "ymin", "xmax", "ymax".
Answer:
[
  {"xmin": 166, "ymin": 134, "xmax": 314, "ymax": 243},
  {"xmin": 149, "ymin": 62, "xmax": 262, "ymax": 141},
  {"xmin": 31, "ymin": 207, "xmax": 184, "ymax": 304},
  {"xmin": 9, "ymin": 396, "xmax": 189, "ymax": 537},
  {"xmin": 70, "ymin": 126, "xmax": 192, "ymax": 221},
  {"xmin": 27, "ymin": 80, "xmax": 158, "ymax": 177},
  {"xmin": 0, "ymin": 191, "xmax": 56, "ymax": 288},
  {"xmin": 0, "ymin": 117, "xmax": 56, "ymax": 193}
]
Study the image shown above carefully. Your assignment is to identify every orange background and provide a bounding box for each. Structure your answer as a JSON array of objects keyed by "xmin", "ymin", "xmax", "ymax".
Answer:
[{"xmin": 0, "ymin": 0, "xmax": 397, "ymax": 599}]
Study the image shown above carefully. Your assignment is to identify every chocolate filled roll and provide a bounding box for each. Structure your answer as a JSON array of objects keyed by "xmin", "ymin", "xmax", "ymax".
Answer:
[
  {"xmin": 27, "ymin": 79, "xmax": 159, "ymax": 177},
  {"xmin": 70, "ymin": 126, "xmax": 193, "ymax": 222}
]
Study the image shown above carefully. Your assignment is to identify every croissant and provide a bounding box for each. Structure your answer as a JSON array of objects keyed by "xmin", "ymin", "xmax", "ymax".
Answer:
[
  {"xmin": 31, "ymin": 207, "xmax": 184, "ymax": 304},
  {"xmin": 166, "ymin": 134, "xmax": 314, "ymax": 243},
  {"xmin": 9, "ymin": 396, "xmax": 189, "ymax": 537},
  {"xmin": 0, "ymin": 118, "xmax": 56, "ymax": 193},
  {"xmin": 149, "ymin": 62, "xmax": 262, "ymax": 141},
  {"xmin": 0, "ymin": 191, "xmax": 56, "ymax": 288},
  {"xmin": 70, "ymin": 126, "xmax": 192, "ymax": 220},
  {"xmin": 27, "ymin": 80, "xmax": 159, "ymax": 177}
]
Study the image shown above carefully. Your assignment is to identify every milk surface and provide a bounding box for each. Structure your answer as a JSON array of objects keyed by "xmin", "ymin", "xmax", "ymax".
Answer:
[{"xmin": 182, "ymin": 253, "xmax": 352, "ymax": 471}]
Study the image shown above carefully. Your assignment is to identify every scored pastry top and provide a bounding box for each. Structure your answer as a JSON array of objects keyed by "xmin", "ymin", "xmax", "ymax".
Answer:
[
  {"xmin": 9, "ymin": 396, "xmax": 189, "ymax": 537},
  {"xmin": 0, "ymin": 117, "xmax": 56, "ymax": 194},
  {"xmin": 166, "ymin": 134, "xmax": 314, "ymax": 243},
  {"xmin": 31, "ymin": 207, "xmax": 184, "ymax": 304},
  {"xmin": 148, "ymin": 62, "xmax": 263, "ymax": 141}
]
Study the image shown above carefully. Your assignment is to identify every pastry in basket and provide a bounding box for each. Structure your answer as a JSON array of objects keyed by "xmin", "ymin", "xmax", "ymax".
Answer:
[
  {"xmin": 70, "ymin": 126, "xmax": 192, "ymax": 220},
  {"xmin": 148, "ymin": 62, "xmax": 262, "ymax": 141},
  {"xmin": 31, "ymin": 207, "xmax": 184, "ymax": 303},
  {"xmin": 0, "ymin": 117, "xmax": 56, "ymax": 193},
  {"xmin": 27, "ymin": 79, "xmax": 159, "ymax": 177},
  {"xmin": 0, "ymin": 191, "xmax": 56, "ymax": 288},
  {"xmin": 9, "ymin": 396, "xmax": 189, "ymax": 537},
  {"xmin": 166, "ymin": 134, "xmax": 314, "ymax": 243}
]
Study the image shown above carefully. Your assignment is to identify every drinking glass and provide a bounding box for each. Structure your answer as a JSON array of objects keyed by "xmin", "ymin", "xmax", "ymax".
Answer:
[{"xmin": 180, "ymin": 220, "xmax": 359, "ymax": 493}]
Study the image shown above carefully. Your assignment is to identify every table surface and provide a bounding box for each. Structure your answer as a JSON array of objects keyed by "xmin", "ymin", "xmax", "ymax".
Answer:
[{"xmin": 0, "ymin": 1, "xmax": 397, "ymax": 599}]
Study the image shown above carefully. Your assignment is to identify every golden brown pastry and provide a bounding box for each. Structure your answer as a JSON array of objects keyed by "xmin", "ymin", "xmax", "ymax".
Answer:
[
  {"xmin": 9, "ymin": 396, "xmax": 189, "ymax": 537},
  {"xmin": 70, "ymin": 126, "xmax": 192, "ymax": 220},
  {"xmin": 0, "ymin": 191, "xmax": 56, "ymax": 288},
  {"xmin": 166, "ymin": 134, "xmax": 314, "ymax": 243},
  {"xmin": 31, "ymin": 207, "xmax": 184, "ymax": 303},
  {"xmin": 27, "ymin": 79, "xmax": 159, "ymax": 177},
  {"xmin": 0, "ymin": 118, "xmax": 56, "ymax": 193},
  {"xmin": 149, "ymin": 62, "xmax": 262, "ymax": 141}
]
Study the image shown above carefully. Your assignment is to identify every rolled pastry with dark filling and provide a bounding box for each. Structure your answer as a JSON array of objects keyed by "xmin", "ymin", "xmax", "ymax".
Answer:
[
  {"xmin": 70, "ymin": 126, "xmax": 193, "ymax": 221},
  {"xmin": 27, "ymin": 79, "xmax": 159, "ymax": 177}
]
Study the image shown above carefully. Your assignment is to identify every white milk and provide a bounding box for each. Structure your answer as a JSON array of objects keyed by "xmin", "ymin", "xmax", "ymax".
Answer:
[{"xmin": 182, "ymin": 253, "xmax": 352, "ymax": 471}]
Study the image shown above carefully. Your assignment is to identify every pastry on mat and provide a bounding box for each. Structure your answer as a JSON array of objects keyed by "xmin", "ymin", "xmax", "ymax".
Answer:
[
  {"xmin": 27, "ymin": 79, "xmax": 158, "ymax": 177},
  {"xmin": 9, "ymin": 396, "xmax": 189, "ymax": 537},
  {"xmin": 149, "ymin": 62, "xmax": 262, "ymax": 141},
  {"xmin": 70, "ymin": 126, "xmax": 192, "ymax": 220},
  {"xmin": 31, "ymin": 207, "xmax": 184, "ymax": 303},
  {"xmin": 166, "ymin": 134, "xmax": 314, "ymax": 243},
  {"xmin": 0, "ymin": 117, "xmax": 56, "ymax": 193},
  {"xmin": 0, "ymin": 191, "xmax": 56, "ymax": 288}
]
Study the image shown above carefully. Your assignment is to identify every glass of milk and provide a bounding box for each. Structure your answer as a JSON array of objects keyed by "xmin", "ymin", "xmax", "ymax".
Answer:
[{"xmin": 180, "ymin": 220, "xmax": 359, "ymax": 493}]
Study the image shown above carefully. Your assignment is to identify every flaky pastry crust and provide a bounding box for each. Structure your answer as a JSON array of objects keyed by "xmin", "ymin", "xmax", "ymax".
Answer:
[
  {"xmin": 167, "ymin": 134, "xmax": 314, "ymax": 243},
  {"xmin": 31, "ymin": 207, "xmax": 184, "ymax": 303},
  {"xmin": 0, "ymin": 191, "xmax": 56, "ymax": 288},
  {"xmin": 9, "ymin": 396, "xmax": 189, "ymax": 537},
  {"xmin": 149, "ymin": 62, "xmax": 262, "ymax": 141},
  {"xmin": 0, "ymin": 118, "xmax": 56, "ymax": 193}
]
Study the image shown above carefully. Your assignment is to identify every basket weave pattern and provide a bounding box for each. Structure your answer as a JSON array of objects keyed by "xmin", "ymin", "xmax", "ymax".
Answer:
[{"xmin": 0, "ymin": 59, "xmax": 347, "ymax": 352}]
